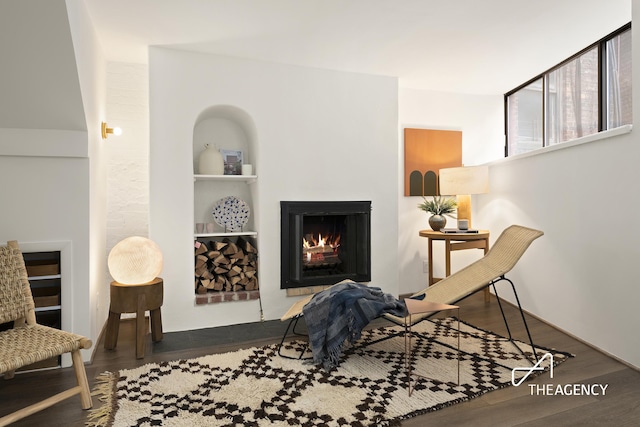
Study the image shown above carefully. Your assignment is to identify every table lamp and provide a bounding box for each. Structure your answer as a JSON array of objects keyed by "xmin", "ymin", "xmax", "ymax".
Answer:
[
  {"xmin": 438, "ymin": 165, "xmax": 489, "ymax": 229},
  {"xmin": 108, "ymin": 236, "xmax": 163, "ymax": 285}
]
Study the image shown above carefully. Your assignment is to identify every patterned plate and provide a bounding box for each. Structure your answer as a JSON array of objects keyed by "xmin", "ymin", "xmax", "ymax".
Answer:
[{"xmin": 212, "ymin": 196, "xmax": 250, "ymax": 232}]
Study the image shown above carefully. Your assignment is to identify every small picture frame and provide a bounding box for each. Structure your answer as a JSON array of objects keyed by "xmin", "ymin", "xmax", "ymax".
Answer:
[{"xmin": 220, "ymin": 149, "xmax": 243, "ymax": 175}]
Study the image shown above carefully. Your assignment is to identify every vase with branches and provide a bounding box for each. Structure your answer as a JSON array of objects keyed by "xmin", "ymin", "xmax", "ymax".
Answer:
[{"xmin": 417, "ymin": 196, "xmax": 457, "ymax": 231}]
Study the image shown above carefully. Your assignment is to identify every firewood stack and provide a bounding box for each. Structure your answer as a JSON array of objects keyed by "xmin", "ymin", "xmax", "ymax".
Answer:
[{"xmin": 195, "ymin": 236, "xmax": 258, "ymax": 294}]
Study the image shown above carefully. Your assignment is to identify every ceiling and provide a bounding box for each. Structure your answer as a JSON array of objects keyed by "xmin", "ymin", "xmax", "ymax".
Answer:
[{"xmin": 85, "ymin": 0, "xmax": 631, "ymax": 94}]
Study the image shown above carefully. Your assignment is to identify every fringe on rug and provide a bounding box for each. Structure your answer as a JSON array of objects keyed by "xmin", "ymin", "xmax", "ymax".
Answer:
[{"xmin": 85, "ymin": 371, "xmax": 118, "ymax": 427}]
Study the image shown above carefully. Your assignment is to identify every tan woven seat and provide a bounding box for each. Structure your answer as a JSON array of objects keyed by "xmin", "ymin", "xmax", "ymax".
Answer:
[
  {"xmin": 384, "ymin": 225, "xmax": 543, "ymax": 325},
  {"xmin": 0, "ymin": 241, "xmax": 92, "ymax": 427}
]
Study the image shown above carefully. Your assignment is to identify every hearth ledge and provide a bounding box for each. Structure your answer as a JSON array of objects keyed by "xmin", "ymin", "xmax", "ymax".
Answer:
[
  {"xmin": 286, "ymin": 285, "xmax": 331, "ymax": 297},
  {"xmin": 195, "ymin": 290, "xmax": 260, "ymax": 305}
]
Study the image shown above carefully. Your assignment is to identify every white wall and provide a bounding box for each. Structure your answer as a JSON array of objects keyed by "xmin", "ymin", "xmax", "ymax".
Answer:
[
  {"xmin": 397, "ymin": 89, "xmax": 503, "ymax": 296},
  {"xmin": 105, "ymin": 63, "xmax": 150, "ymax": 254},
  {"xmin": 149, "ymin": 49, "xmax": 399, "ymax": 331},
  {"xmin": 0, "ymin": 154, "xmax": 90, "ymax": 344},
  {"xmin": 66, "ymin": 0, "xmax": 108, "ymax": 355},
  {"xmin": 0, "ymin": 0, "xmax": 102, "ymax": 364},
  {"xmin": 476, "ymin": 126, "xmax": 638, "ymax": 369}
]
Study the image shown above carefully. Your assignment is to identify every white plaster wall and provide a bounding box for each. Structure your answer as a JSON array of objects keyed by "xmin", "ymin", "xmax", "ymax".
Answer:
[
  {"xmin": 66, "ymin": 0, "xmax": 108, "ymax": 355},
  {"xmin": 0, "ymin": 154, "xmax": 90, "ymax": 362},
  {"xmin": 476, "ymin": 127, "xmax": 639, "ymax": 369},
  {"xmin": 397, "ymin": 89, "xmax": 503, "ymax": 296},
  {"xmin": 105, "ymin": 63, "xmax": 150, "ymax": 252},
  {"xmin": 102, "ymin": 62, "xmax": 150, "ymax": 324},
  {"xmin": 149, "ymin": 49, "xmax": 399, "ymax": 331},
  {"xmin": 0, "ymin": 0, "xmax": 100, "ymax": 364}
]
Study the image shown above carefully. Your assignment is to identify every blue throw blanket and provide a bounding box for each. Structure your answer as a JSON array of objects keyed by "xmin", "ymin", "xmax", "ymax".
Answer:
[{"xmin": 302, "ymin": 281, "xmax": 408, "ymax": 369}]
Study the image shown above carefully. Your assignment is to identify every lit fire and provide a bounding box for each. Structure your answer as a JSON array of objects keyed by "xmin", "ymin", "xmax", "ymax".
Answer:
[{"xmin": 302, "ymin": 233, "xmax": 341, "ymax": 264}]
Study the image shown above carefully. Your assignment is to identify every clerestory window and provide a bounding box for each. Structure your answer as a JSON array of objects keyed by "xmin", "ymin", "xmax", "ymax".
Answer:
[{"xmin": 506, "ymin": 23, "xmax": 631, "ymax": 157}]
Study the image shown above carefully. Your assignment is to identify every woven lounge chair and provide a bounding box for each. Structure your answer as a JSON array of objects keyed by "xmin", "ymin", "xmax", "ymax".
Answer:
[
  {"xmin": 0, "ymin": 241, "xmax": 92, "ymax": 426},
  {"xmin": 278, "ymin": 225, "xmax": 544, "ymax": 362},
  {"xmin": 383, "ymin": 224, "xmax": 544, "ymax": 361}
]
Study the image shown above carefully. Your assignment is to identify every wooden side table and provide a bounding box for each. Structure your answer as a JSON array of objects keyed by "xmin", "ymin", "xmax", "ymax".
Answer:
[
  {"xmin": 419, "ymin": 230, "xmax": 490, "ymax": 301},
  {"xmin": 104, "ymin": 277, "xmax": 163, "ymax": 359},
  {"xmin": 404, "ymin": 299, "xmax": 460, "ymax": 396}
]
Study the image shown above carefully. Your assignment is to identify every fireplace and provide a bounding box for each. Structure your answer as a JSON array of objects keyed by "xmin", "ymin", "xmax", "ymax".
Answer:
[{"xmin": 281, "ymin": 201, "xmax": 371, "ymax": 289}]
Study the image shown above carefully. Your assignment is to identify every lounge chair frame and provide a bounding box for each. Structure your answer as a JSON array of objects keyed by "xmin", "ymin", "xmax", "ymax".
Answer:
[
  {"xmin": 277, "ymin": 225, "xmax": 544, "ymax": 364},
  {"xmin": 380, "ymin": 274, "xmax": 540, "ymax": 364}
]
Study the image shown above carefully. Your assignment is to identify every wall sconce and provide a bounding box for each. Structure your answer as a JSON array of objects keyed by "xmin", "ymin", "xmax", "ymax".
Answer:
[
  {"xmin": 439, "ymin": 165, "xmax": 489, "ymax": 229},
  {"xmin": 101, "ymin": 122, "xmax": 122, "ymax": 139}
]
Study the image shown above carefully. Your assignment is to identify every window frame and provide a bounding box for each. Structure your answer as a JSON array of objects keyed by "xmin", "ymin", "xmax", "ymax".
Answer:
[{"xmin": 504, "ymin": 22, "xmax": 631, "ymax": 157}]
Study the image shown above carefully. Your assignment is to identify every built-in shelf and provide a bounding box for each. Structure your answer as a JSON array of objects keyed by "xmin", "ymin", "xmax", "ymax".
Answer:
[
  {"xmin": 193, "ymin": 174, "xmax": 258, "ymax": 239},
  {"xmin": 194, "ymin": 231, "xmax": 258, "ymax": 238},
  {"xmin": 22, "ymin": 249, "xmax": 62, "ymax": 370},
  {"xmin": 194, "ymin": 174, "xmax": 257, "ymax": 183},
  {"xmin": 35, "ymin": 305, "xmax": 62, "ymax": 313},
  {"xmin": 28, "ymin": 274, "xmax": 62, "ymax": 281}
]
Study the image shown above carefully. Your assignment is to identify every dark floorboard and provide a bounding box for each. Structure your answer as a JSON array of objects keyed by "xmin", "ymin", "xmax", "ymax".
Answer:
[{"xmin": 1, "ymin": 292, "xmax": 639, "ymax": 426}]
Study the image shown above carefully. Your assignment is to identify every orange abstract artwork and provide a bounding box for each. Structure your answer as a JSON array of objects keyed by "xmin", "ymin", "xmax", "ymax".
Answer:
[{"xmin": 404, "ymin": 128, "xmax": 462, "ymax": 196}]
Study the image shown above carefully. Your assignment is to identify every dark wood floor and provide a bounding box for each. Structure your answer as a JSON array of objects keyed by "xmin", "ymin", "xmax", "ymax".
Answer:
[{"xmin": 2, "ymin": 292, "xmax": 639, "ymax": 426}]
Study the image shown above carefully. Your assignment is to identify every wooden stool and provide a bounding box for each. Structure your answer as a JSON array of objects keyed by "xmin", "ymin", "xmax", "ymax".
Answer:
[{"xmin": 104, "ymin": 277, "xmax": 163, "ymax": 359}]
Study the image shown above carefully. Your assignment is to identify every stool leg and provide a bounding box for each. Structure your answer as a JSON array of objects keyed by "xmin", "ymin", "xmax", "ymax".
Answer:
[
  {"xmin": 150, "ymin": 308, "xmax": 163, "ymax": 342},
  {"xmin": 104, "ymin": 310, "xmax": 121, "ymax": 350},
  {"xmin": 136, "ymin": 294, "xmax": 147, "ymax": 359}
]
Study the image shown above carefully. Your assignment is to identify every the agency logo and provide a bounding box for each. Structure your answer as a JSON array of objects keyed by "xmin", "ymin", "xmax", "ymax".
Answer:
[
  {"xmin": 511, "ymin": 352, "xmax": 554, "ymax": 386},
  {"xmin": 512, "ymin": 352, "xmax": 609, "ymax": 396}
]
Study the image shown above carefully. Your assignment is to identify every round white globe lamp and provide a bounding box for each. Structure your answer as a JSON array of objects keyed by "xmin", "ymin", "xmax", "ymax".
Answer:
[{"xmin": 108, "ymin": 236, "xmax": 163, "ymax": 285}]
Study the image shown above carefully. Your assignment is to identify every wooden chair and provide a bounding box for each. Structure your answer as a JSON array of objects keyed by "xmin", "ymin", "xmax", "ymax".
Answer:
[{"xmin": 0, "ymin": 241, "xmax": 92, "ymax": 426}]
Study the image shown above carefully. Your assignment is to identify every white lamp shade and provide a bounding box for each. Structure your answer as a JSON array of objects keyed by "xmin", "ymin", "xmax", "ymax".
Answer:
[
  {"xmin": 439, "ymin": 165, "xmax": 489, "ymax": 196},
  {"xmin": 108, "ymin": 236, "xmax": 163, "ymax": 285}
]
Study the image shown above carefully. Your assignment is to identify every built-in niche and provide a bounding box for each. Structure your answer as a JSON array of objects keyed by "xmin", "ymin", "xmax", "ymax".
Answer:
[
  {"xmin": 193, "ymin": 106, "xmax": 260, "ymax": 304},
  {"xmin": 193, "ymin": 106, "xmax": 258, "ymax": 235}
]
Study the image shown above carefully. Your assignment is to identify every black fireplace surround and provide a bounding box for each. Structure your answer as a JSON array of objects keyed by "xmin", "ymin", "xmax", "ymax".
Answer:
[{"xmin": 280, "ymin": 201, "xmax": 371, "ymax": 289}]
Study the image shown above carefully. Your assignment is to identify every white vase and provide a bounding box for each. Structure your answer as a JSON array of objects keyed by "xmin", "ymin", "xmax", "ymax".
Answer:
[{"xmin": 198, "ymin": 144, "xmax": 224, "ymax": 175}]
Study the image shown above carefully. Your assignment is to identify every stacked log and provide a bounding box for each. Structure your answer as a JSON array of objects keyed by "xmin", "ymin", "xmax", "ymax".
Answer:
[{"xmin": 195, "ymin": 236, "xmax": 258, "ymax": 294}]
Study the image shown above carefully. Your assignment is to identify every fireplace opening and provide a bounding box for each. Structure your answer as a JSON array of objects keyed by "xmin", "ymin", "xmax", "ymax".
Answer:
[
  {"xmin": 302, "ymin": 215, "xmax": 344, "ymax": 275},
  {"xmin": 281, "ymin": 201, "xmax": 371, "ymax": 289}
]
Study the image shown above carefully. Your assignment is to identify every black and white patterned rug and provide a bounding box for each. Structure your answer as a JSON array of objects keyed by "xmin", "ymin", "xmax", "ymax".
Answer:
[{"xmin": 88, "ymin": 318, "xmax": 571, "ymax": 426}]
